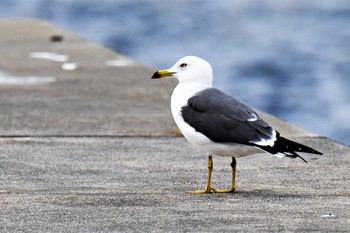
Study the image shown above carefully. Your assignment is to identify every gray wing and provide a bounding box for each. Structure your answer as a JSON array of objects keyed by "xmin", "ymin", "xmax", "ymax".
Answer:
[{"xmin": 181, "ymin": 88, "xmax": 276, "ymax": 145}]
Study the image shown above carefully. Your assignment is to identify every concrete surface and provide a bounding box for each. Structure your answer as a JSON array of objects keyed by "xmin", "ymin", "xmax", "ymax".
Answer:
[
  {"xmin": 0, "ymin": 18, "xmax": 175, "ymax": 137},
  {"xmin": 0, "ymin": 18, "xmax": 349, "ymax": 232}
]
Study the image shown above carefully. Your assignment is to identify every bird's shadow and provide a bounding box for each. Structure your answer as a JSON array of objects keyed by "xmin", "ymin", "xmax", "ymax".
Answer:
[
  {"xmin": 239, "ymin": 189, "xmax": 311, "ymax": 199},
  {"xmin": 207, "ymin": 189, "xmax": 313, "ymax": 200},
  {"xmin": 182, "ymin": 186, "xmax": 314, "ymax": 200}
]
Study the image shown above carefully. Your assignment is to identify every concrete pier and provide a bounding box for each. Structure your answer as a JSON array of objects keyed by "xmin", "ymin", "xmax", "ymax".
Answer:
[{"xmin": 0, "ymin": 18, "xmax": 349, "ymax": 232}]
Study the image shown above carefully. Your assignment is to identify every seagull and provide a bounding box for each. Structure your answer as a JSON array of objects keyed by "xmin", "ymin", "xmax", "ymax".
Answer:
[{"xmin": 151, "ymin": 56, "xmax": 322, "ymax": 194}]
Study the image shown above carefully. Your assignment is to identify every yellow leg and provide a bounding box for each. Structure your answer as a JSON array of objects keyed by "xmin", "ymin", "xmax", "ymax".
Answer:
[
  {"xmin": 186, "ymin": 155, "xmax": 216, "ymax": 194},
  {"xmin": 215, "ymin": 157, "xmax": 236, "ymax": 193}
]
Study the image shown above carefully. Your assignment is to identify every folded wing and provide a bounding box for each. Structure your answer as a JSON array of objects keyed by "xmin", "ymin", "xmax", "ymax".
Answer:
[{"xmin": 181, "ymin": 88, "xmax": 276, "ymax": 146}]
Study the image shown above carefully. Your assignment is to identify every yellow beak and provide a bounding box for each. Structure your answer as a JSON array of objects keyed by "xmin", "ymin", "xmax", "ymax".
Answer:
[{"xmin": 151, "ymin": 69, "xmax": 176, "ymax": 79}]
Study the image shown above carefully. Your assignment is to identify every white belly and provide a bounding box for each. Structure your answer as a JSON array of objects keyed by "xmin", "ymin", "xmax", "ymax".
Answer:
[{"xmin": 174, "ymin": 110, "xmax": 260, "ymax": 157}]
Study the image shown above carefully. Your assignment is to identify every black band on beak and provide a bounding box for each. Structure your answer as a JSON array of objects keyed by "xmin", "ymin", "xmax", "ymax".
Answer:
[{"xmin": 151, "ymin": 71, "xmax": 161, "ymax": 79}]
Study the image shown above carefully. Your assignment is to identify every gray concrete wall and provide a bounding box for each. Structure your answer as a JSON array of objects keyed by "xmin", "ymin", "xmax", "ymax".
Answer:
[{"xmin": 0, "ymin": 18, "xmax": 349, "ymax": 232}]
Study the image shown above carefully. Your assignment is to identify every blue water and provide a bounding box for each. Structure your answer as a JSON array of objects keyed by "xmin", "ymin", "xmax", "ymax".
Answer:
[{"xmin": 1, "ymin": 0, "xmax": 350, "ymax": 145}]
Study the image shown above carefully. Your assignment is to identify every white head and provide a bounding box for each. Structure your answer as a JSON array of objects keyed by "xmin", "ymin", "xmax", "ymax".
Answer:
[{"xmin": 151, "ymin": 56, "xmax": 213, "ymax": 86}]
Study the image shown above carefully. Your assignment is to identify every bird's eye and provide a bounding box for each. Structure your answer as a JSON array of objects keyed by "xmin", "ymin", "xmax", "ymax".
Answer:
[{"xmin": 180, "ymin": 63, "xmax": 187, "ymax": 68}]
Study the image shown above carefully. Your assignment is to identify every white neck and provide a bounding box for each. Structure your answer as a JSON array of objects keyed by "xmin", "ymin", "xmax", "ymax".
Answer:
[{"xmin": 170, "ymin": 81, "xmax": 212, "ymax": 123}]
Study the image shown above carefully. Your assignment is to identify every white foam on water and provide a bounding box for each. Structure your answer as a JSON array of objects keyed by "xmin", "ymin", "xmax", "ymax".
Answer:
[
  {"xmin": 30, "ymin": 51, "xmax": 69, "ymax": 62},
  {"xmin": 0, "ymin": 71, "xmax": 56, "ymax": 86}
]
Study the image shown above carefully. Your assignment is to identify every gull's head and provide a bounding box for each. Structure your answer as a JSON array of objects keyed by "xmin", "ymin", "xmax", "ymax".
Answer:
[{"xmin": 151, "ymin": 56, "xmax": 213, "ymax": 86}]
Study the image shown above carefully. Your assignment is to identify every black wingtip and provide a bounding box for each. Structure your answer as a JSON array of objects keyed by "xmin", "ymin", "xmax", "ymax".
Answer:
[
  {"xmin": 298, "ymin": 155, "xmax": 308, "ymax": 163},
  {"xmin": 299, "ymin": 146, "xmax": 323, "ymax": 156},
  {"xmin": 257, "ymin": 136, "xmax": 322, "ymax": 163},
  {"xmin": 312, "ymin": 149, "xmax": 323, "ymax": 155},
  {"xmin": 281, "ymin": 136, "xmax": 323, "ymax": 155}
]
